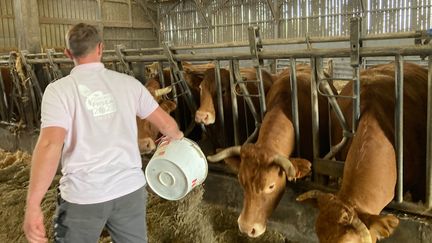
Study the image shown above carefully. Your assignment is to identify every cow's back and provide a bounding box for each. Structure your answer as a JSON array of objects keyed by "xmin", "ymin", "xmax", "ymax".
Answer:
[
  {"xmin": 333, "ymin": 62, "xmax": 428, "ymax": 201},
  {"xmin": 266, "ymin": 65, "xmax": 333, "ymax": 162}
]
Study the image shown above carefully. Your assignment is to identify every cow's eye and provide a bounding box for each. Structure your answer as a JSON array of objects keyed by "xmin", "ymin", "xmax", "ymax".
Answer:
[{"xmin": 264, "ymin": 183, "xmax": 276, "ymax": 193}]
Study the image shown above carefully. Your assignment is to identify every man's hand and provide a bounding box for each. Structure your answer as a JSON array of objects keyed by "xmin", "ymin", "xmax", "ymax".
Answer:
[{"xmin": 23, "ymin": 204, "xmax": 48, "ymax": 243}]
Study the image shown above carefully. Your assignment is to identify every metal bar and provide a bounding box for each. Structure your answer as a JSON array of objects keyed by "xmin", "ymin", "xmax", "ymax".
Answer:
[
  {"xmin": 352, "ymin": 66, "xmax": 360, "ymax": 133},
  {"xmin": 136, "ymin": 0, "xmax": 160, "ymax": 31},
  {"xmin": 387, "ymin": 201, "xmax": 432, "ymax": 217},
  {"xmin": 248, "ymin": 26, "xmax": 266, "ymax": 119},
  {"xmin": 193, "ymin": 0, "xmax": 212, "ymax": 29},
  {"xmin": 115, "ymin": 44, "xmax": 134, "ymax": 76},
  {"xmin": 289, "ymin": 58, "xmax": 301, "ymax": 157},
  {"xmin": 253, "ymin": 65, "xmax": 266, "ymax": 119},
  {"xmin": 0, "ymin": 69, "xmax": 8, "ymax": 121},
  {"xmin": 265, "ymin": 0, "xmax": 276, "ymax": 21},
  {"xmin": 214, "ymin": 60, "xmax": 226, "ymax": 147},
  {"xmin": 168, "ymin": 31, "xmax": 425, "ymax": 50},
  {"xmin": 234, "ymin": 82, "xmax": 260, "ymax": 122},
  {"xmin": 426, "ymin": 55, "xmax": 432, "ymax": 208},
  {"xmin": 229, "ymin": 60, "xmax": 240, "ymax": 146},
  {"xmin": 310, "ymin": 57, "xmax": 320, "ymax": 181},
  {"xmin": 10, "ymin": 45, "xmax": 432, "ymax": 65},
  {"xmin": 314, "ymin": 158, "xmax": 345, "ymax": 178},
  {"xmin": 395, "ymin": 55, "xmax": 404, "ymax": 203}
]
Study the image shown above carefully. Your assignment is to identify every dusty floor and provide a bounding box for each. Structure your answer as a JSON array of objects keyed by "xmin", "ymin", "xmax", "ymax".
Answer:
[{"xmin": 0, "ymin": 149, "xmax": 287, "ymax": 243}]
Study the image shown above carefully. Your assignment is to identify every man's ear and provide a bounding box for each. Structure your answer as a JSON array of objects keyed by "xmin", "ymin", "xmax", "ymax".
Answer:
[
  {"xmin": 97, "ymin": 42, "xmax": 104, "ymax": 56},
  {"xmin": 358, "ymin": 213, "xmax": 400, "ymax": 241},
  {"xmin": 64, "ymin": 48, "xmax": 73, "ymax": 60},
  {"xmin": 290, "ymin": 157, "xmax": 312, "ymax": 179}
]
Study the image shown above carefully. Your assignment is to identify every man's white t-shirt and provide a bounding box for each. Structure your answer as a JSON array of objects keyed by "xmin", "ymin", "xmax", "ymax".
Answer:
[{"xmin": 41, "ymin": 62, "xmax": 158, "ymax": 204}]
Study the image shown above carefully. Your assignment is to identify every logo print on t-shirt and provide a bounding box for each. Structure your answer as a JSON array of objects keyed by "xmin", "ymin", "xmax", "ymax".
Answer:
[{"xmin": 78, "ymin": 84, "xmax": 117, "ymax": 117}]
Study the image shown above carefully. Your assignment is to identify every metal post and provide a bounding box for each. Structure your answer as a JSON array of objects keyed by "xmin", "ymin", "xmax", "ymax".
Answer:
[
  {"xmin": 215, "ymin": 60, "xmax": 226, "ymax": 147},
  {"xmin": 248, "ymin": 26, "xmax": 267, "ymax": 119},
  {"xmin": 229, "ymin": 60, "xmax": 240, "ymax": 146},
  {"xmin": 426, "ymin": 56, "xmax": 432, "ymax": 208},
  {"xmin": 352, "ymin": 67, "xmax": 361, "ymax": 133},
  {"xmin": 255, "ymin": 65, "xmax": 267, "ymax": 119},
  {"xmin": 289, "ymin": 58, "xmax": 301, "ymax": 157},
  {"xmin": 395, "ymin": 55, "xmax": 404, "ymax": 203},
  {"xmin": 310, "ymin": 57, "xmax": 320, "ymax": 181},
  {"xmin": 350, "ymin": 16, "xmax": 362, "ymax": 133},
  {"xmin": 115, "ymin": 44, "xmax": 134, "ymax": 77},
  {"xmin": 0, "ymin": 71, "xmax": 7, "ymax": 121}
]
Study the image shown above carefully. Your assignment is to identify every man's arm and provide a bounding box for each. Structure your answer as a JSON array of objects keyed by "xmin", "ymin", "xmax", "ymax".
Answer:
[
  {"xmin": 145, "ymin": 106, "xmax": 183, "ymax": 140},
  {"xmin": 23, "ymin": 127, "xmax": 66, "ymax": 243}
]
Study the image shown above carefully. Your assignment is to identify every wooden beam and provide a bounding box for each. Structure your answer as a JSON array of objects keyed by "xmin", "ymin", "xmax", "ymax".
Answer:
[
  {"xmin": 136, "ymin": 0, "xmax": 160, "ymax": 32},
  {"xmin": 266, "ymin": 0, "xmax": 276, "ymax": 21},
  {"xmin": 193, "ymin": 0, "xmax": 213, "ymax": 29}
]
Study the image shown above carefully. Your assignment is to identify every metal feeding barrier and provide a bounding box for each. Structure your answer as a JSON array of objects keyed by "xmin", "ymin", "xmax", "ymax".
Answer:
[{"xmin": 0, "ymin": 16, "xmax": 431, "ymax": 216}]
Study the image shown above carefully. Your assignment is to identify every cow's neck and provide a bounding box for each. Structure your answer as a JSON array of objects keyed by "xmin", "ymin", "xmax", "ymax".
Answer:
[
  {"xmin": 337, "ymin": 112, "xmax": 396, "ymax": 215},
  {"xmin": 255, "ymin": 106, "xmax": 294, "ymax": 157}
]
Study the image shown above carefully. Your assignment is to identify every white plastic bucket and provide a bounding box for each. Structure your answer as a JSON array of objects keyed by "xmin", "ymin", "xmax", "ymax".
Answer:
[{"xmin": 145, "ymin": 137, "xmax": 208, "ymax": 200}]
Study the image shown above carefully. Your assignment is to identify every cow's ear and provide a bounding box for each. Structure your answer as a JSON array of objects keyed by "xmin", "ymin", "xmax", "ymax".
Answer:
[
  {"xmin": 358, "ymin": 213, "xmax": 399, "ymax": 240},
  {"xmin": 290, "ymin": 158, "xmax": 312, "ymax": 179},
  {"xmin": 223, "ymin": 156, "xmax": 241, "ymax": 174},
  {"xmin": 159, "ymin": 100, "xmax": 177, "ymax": 113},
  {"xmin": 183, "ymin": 70, "xmax": 203, "ymax": 90}
]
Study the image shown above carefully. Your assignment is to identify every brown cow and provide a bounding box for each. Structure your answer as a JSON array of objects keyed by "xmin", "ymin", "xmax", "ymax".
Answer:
[
  {"xmin": 207, "ymin": 63, "xmax": 336, "ymax": 237},
  {"xmin": 145, "ymin": 61, "xmax": 214, "ymax": 90},
  {"xmin": 297, "ymin": 62, "xmax": 428, "ymax": 243},
  {"xmin": 137, "ymin": 78, "xmax": 176, "ymax": 154},
  {"xmin": 194, "ymin": 67, "xmax": 274, "ymax": 147},
  {"xmin": 137, "ymin": 61, "xmax": 214, "ymax": 154}
]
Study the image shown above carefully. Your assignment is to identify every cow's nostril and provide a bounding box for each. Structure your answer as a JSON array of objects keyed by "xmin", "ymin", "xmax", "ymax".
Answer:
[
  {"xmin": 251, "ymin": 228, "xmax": 256, "ymax": 236},
  {"xmin": 203, "ymin": 113, "xmax": 209, "ymax": 121}
]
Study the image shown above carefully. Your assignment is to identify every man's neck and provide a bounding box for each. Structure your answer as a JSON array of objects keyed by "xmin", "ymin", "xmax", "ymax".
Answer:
[{"xmin": 74, "ymin": 54, "xmax": 101, "ymax": 66}]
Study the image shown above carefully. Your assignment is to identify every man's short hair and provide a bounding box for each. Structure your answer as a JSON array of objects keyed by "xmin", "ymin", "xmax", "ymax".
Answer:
[{"xmin": 66, "ymin": 23, "xmax": 102, "ymax": 58}]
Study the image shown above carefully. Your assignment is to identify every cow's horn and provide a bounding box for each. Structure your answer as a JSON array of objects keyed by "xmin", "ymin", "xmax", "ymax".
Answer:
[
  {"xmin": 296, "ymin": 190, "xmax": 325, "ymax": 201},
  {"xmin": 207, "ymin": 146, "xmax": 241, "ymax": 162},
  {"xmin": 154, "ymin": 86, "xmax": 172, "ymax": 97},
  {"xmin": 273, "ymin": 155, "xmax": 296, "ymax": 180},
  {"xmin": 352, "ymin": 216, "xmax": 372, "ymax": 243}
]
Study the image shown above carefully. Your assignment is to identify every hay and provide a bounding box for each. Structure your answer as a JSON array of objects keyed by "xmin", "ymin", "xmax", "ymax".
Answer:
[
  {"xmin": 0, "ymin": 149, "xmax": 59, "ymax": 243},
  {"xmin": 147, "ymin": 186, "xmax": 286, "ymax": 243}
]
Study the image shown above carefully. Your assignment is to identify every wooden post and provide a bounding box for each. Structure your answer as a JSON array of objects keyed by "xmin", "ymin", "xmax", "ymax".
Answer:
[{"xmin": 13, "ymin": 0, "xmax": 41, "ymax": 52}]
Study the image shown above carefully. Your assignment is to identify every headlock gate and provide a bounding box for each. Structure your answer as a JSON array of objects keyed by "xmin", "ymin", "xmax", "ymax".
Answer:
[{"xmin": 0, "ymin": 16, "xmax": 431, "ymax": 216}]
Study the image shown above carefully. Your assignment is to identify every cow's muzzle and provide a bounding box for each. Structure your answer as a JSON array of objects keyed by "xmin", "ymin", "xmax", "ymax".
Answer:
[{"xmin": 195, "ymin": 110, "xmax": 215, "ymax": 125}]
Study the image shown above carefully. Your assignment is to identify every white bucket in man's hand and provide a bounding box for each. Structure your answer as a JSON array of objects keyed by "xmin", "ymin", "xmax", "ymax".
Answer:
[{"xmin": 145, "ymin": 137, "xmax": 208, "ymax": 200}]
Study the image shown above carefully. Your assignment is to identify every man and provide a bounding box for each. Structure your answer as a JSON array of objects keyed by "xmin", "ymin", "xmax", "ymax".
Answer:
[{"xmin": 23, "ymin": 23, "xmax": 183, "ymax": 243}]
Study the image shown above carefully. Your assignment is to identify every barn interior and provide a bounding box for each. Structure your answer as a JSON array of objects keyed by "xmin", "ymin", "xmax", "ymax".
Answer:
[{"xmin": 1, "ymin": 0, "xmax": 432, "ymax": 242}]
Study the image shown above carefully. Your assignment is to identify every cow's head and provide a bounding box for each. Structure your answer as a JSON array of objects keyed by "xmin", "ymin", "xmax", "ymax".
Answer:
[
  {"xmin": 145, "ymin": 62, "xmax": 160, "ymax": 78},
  {"xmin": 297, "ymin": 190, "xmax": 399, "ymax": 243},
  {"xmin": 137, "ymin": 99, "xmax": 176, "ymax": 154},
  {"xmin": 208, "ymin": 144, "xmax": 311, "ymax": 237},
  {"xmin": 195, "ymin": 68, "xmax": 231, "ymax": 125},
  {"xmin": 137, "ymin": 80, "xmax": 176, "ymax": 154}
]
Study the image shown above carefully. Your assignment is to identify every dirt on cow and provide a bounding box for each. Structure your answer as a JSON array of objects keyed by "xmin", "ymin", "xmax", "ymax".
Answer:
[{"xmin": 0, "ymin": 148, "xmax": 287, "ymax": 243}]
